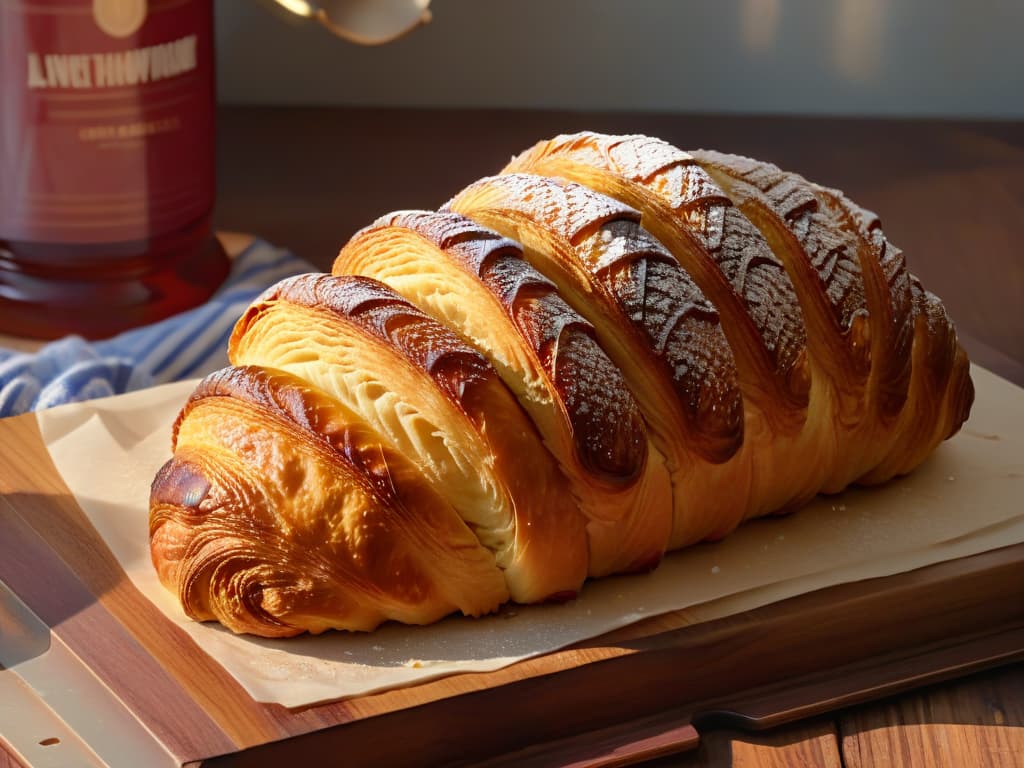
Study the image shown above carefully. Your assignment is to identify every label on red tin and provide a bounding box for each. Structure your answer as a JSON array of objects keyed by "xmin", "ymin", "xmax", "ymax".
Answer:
[{"xmin": 0, "ymin": 0, "xmax": 215, "ymax": 244}]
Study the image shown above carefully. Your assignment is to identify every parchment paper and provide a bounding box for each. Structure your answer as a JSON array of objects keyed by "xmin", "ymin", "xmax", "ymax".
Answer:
[{"xmin": 36, "ymin": 365, "xmax": 1024, "ymax": 707}]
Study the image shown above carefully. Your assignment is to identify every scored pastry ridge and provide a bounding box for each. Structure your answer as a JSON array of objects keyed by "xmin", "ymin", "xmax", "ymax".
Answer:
[
  {"xmin": 506, "ymin": 132, "xmax": 813, "ymax": 413},
  {"xmin": 336, "ymin": 210, "xmax": 675, "ymax": 577},
  {"xmin": 229, "ymin": 273, "xmax": 594, "ymax": 603},
  {"xmin": 443, "ymin": 173, "xmax": 757, "ymax": 547},
  {"xmin": 150, "ymin": 131, "xmax": 974, "ymax": 637},
  {"xmin": 150, "ymin": 366, "xmax": 508, "ymax": 636}
]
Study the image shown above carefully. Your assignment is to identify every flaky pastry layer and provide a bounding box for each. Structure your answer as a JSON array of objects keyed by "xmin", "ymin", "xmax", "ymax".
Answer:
[
  {"xmin": 150, "ymin": 366, "xmax": 506, "ymax": 636},
  {"xmin": 150, "ymin": 131, "xmax": 974, "ymax": 637},
  {"xmin": 337, "ymin": 211, "xmax": 673, "ymax": 576}
]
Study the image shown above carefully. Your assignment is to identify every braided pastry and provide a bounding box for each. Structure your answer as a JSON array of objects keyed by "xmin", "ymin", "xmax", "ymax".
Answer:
[{"xmin": 150, "ymin": 133, "xmax": 974, "ymax": 636}]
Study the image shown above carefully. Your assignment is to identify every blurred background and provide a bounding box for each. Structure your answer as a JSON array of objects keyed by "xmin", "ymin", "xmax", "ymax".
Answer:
[
  {"xmin": 209, "ymin": 0, "xmax": 1023, "ymax": 368},
  {"xmin": 219, "ymin": 0, "xmax": 1023, "ymax": 118}
]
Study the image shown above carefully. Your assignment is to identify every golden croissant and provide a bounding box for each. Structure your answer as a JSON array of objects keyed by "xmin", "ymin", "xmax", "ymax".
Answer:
[{"xmin": 150, "ymin": 132, "xmax": 974, "ymax": 637}]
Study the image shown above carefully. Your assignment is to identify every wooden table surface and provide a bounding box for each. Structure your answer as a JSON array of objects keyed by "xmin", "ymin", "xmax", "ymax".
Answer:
[
  {"xmin": 214, "ymin": 106, "xmax": 1024, "ymax": 767},
  {"xmin": 3, "ymin": 107, "xmax": 1023, "ymax": 767}
]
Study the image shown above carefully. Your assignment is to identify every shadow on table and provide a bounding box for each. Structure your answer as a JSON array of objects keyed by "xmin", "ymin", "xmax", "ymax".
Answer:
[
  {"xmin": 640, "ymin": 665, "xmax": 1024, "ymax": 767},
  {"xmin": 835, "ymin": 664, "xmax": 1024, "ymax": 766},
  {"xmin": 0, "ymin": 492, "xmax": 125, "ymax": 668}
]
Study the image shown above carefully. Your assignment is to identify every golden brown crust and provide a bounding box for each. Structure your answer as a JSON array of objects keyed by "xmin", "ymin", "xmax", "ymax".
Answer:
[
  {"xmin": 503, "ymin": 137, "xmax": 819, "ymax": 522},
  {"xmin": 690, "ymin": 151, "xmax": 882, "ymax": 491},
  {"xmin": 442, "ymin": 175, "xmax": 757, "ymax": 546},
  {"xmin": 230, "ymin": 274, "xmax": 593, "ymax": 602},
  {"xmin": 151, "ymin": 366, "xmax": 507, "ymax": 636},
  {"xmin": 444, "ymin": 176, "xmax": 744, "ymax": 463},
  {"xmin": 335, "ymin": 211, "xmax": 673, "ymax": 576},
  {"xmin": 337, "ymin": 212, "xmax": 650, "ymax": 486},
  {"xmin": 691, "ymin": 151, "xmax": 872, "ymax": 387},
  {"xmin": 803, "ymin": 184, "xmax": 971, "ymax": 484},
  {"xmin": 152, "ymin": 131, "xmax": 974, "ymax": 637},
  {"xmin": 505, "ymin": 133, "xmax": 811, "ymax": 425},
  {"xmin": 234, "ymin": 274, "xmax": 490, "ymax": 403},
  {"xmin": 505, "ymin": 131, "xmax": 972, "ymax": 510},
  {"xmin": 813, "ymin": 187, "xmax": 915, "ymax": 423},
  {"xmin": 314, "ymin": 254, "xmax": 647, "ymax": 486},
  {"xmin": 859, "ymin": 280, "xmax": 974, "ymax": 484}
]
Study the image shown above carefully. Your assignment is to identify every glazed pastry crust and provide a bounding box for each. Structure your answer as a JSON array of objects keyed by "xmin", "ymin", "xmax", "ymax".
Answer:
[
  {"xmin": 442, "ymin": 177, "xmax": 753, "ymax": 546},
  {"xmin": 150, "ymin": 366, "xmax": 507, "ymax": 637},
  {"xmin": 151, "ymin": 132, "xmax": 973, "ymax": 637},
  {"xmin": 503, "ymin": 132, "xmax": 970, "ymax": 513},
  {"xmin": 229, "ymin": 274, "xmax": 590, "ymax": 602},
  {"xmin": 504, "ymin": 133, "xmax": 812, "ymax": 425},
  {"xmin": 336, "ymin": 212, "xmax": 673, "ymax": 576}
]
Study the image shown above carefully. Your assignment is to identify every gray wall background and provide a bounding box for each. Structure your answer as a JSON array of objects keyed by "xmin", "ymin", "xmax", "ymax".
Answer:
[{"xmin": 216, "ymin": 1, "xmax": 1024, "ymax": 118}]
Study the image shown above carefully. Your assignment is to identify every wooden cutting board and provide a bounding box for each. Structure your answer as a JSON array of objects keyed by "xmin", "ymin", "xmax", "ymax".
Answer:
[
  {"xmin": 2, "ymin": 232, "xmax": 1023, "ymax": 766},
  {"xmin": 0, "ymin": 406, "xmax": 1022, "ymax": 768}
]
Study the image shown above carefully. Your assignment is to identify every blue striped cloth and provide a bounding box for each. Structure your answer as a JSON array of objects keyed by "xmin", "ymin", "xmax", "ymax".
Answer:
[{"xmin": 0, "ymin": 239, "xmax": 314, "ymax": 417}]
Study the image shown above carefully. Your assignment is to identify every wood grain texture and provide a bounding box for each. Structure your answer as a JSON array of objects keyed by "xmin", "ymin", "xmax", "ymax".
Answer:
[
  {"xmin": 459, "ymin": 714, "xmax": 701, "ymax": 768},
  {"xmin": 3, "ymin": 383, "xmax": 1022, "ymax": 768},
  {"xmin": 14, "ymin": 667, "xmax": 1021, "ymax": 768},
  {"xmin": 839, "ymin": 665, "xmax": 1024, "ymax": 768},
  {"xmin": 670, "ymin": 720, "xmax": 842, "ymax": 768},
  {"xmin": 2, "ymin": 110, "xmax": 1022, "ymax": 767},
  {"xmin": 0, "ymin": 418, "xmax": 286, "ymax": 753},
  {"xmin": 0, "ymin": 744, "xmax": 25, "ymax": 768},
  {"xmin": 3, "ymin": 391, "xmax": 1022, "ymax": 766}
]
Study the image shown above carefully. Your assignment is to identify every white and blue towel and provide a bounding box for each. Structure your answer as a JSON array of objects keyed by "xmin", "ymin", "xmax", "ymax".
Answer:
[{"xmin": 0, "ymin": 239, "xmax": 314, "ymax": 417}]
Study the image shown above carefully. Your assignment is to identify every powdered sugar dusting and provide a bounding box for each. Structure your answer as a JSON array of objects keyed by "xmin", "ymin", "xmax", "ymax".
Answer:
[
  {"xmin": 601, "ymin": 133, "xmax": 691, "ymax": 182},
  {"xmin": 457, "ymin": 173, "xmax": 639, "ymax": 243},
  {"xmin": 479, "ymin": 252, "xmax": 558, "ymax": 308},
  {"xmin": 265, "ymin": 274, "xmax": 493, "ymax": 405},
  {"xmin": 533, "ymin": 134, "xmax": 730, "ymax": 213},
  {"xmin": 508, "ymin": 132, "xmax": 809, "ymax": 402},
  {"xmin": 551, "ymin": 325, "xmax": 647, "ymax": 481},
  {"xmin": 518, "ymin": 132, "xmax": 689, "ymax": 186},
  {"xmin": 687, "ymin": 202, "xmax": 727, "ymax": 251},
  {"xmin": 529, "ymin": 132, "xmax": 725, "ymax": 205},
  {"xmin": 511, "ymin": 286, "xmax": 646, "ymax": 481},
  {"xmin": 375, "ymin": 210, "xmax": 523, "ymax": 268},
  {"xmin": 642, "ymin": 161, "xmax": 730, "ymax": 214},
  {"xmin": 695, "ymin": 150, "xmax": 870, "ymax": 352},
  {"xmin": 814, "ymin": 186, "xmax": 916, "ymax": 418},
  {"xmin": 603, "ymin": 253, "xmax": 743, "ymax": 445},
  {"xmin": 713, "ymin": 206, "xmax": 806, "ymax": 374},
  {"xmin": 373, "ymin": 210, "xmax": 556, "ymax": 303},
  {"xmin": 582, "ymin": 219, "xmax": 671, "ymax": 274},
  {"xmin": 576, "ymin": 219, "xmax": 742, "ymax": 425}
]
